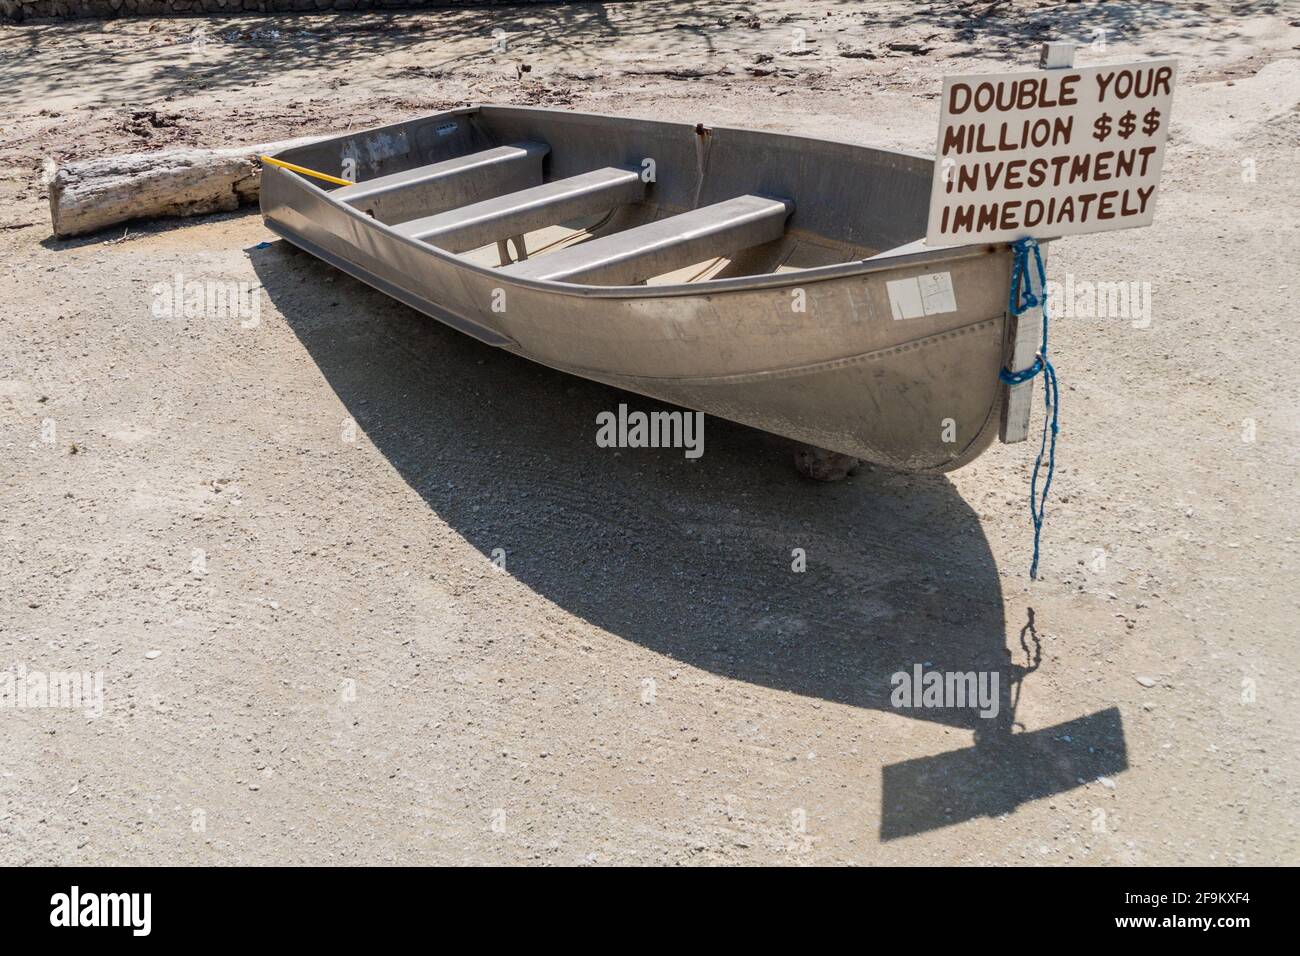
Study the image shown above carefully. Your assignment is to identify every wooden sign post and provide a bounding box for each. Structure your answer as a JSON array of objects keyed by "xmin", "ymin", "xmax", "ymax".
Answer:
[{"xmin": 1008, "ymin": 43, "xmax": 1071, "ymax": 443}]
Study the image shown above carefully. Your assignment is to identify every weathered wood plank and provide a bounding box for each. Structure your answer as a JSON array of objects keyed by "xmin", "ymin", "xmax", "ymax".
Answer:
[{"xmin": 999, "ymin": 243, "xmax": 1049, "ymax": 443}]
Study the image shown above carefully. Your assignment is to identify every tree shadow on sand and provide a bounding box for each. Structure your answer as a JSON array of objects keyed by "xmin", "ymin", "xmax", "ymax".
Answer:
[
  {"xmin": 4, "ymin": 0, "xmax": 1270, "ymax": 104},
  {"xmin": 249, "ymin": 238, "xmax": 1126, "ymax": 840}
]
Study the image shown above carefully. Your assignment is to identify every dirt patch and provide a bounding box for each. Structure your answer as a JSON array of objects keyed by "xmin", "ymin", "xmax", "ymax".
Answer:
[{"xmin": 1, "ymin": 0, "xmax": 1297, "ymax": 865}]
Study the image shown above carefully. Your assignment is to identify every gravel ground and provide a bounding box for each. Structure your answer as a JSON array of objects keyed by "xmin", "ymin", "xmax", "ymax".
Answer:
[{"xmin": 1, "ymin": 1, "xmax": 1297, "ymax": 864}]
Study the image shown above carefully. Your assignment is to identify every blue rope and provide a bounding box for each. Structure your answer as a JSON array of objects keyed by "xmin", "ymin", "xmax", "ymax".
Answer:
[{"xmin": 998, "ymin": 237, "xmax": 1059, "ymax": 580}]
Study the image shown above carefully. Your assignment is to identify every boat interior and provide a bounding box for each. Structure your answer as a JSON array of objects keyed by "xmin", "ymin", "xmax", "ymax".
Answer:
[{"xmin": 275, "ymin": 106, "xmax": 935, "ymax": 286}]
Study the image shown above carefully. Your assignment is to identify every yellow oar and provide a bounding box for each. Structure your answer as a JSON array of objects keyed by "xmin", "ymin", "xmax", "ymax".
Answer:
[{"xmin": 259, "ymin": 155, "xmax": 353, "ymax": 187}]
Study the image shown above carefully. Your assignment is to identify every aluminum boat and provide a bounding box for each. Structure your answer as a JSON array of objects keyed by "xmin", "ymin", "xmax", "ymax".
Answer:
[{"xmin": 260, "ymin": 105, "xmax": 1020, "ymax": 472}]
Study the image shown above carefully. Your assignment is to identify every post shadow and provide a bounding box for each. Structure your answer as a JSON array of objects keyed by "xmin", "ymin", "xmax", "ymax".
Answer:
[{"xmin": 249, "ymin": 239, "xmax": 1126, "ymax": 840}]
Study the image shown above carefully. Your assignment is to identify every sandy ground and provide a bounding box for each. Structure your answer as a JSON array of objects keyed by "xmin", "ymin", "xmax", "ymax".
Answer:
[{"xmin": 1, "ymin": 1, "xmax": 1298, "ymax": 865}]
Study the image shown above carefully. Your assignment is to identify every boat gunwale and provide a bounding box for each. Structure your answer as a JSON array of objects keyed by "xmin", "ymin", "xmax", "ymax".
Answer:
[{"xmin": 264, "ymin": 104, "xmax": 1010, "ymax": 299}]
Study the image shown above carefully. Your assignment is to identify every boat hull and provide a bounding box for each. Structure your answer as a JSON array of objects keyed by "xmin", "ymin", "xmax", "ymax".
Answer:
[{"xmin": 260, "ymin": 106, "xmax": 1013, "ymax": 472}]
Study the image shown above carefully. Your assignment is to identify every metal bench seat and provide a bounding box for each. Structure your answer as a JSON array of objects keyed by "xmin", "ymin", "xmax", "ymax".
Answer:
[
  {"xmin": 395, "ymin": 166, "xmax": 645, "ymax": 252},
  {"xmin": 333, "ymin": 142, "xmax": 550, "ymax": 224},
  {"xmin": 499, "ymin": 194, "xmax": 795, "ymax": 285}
]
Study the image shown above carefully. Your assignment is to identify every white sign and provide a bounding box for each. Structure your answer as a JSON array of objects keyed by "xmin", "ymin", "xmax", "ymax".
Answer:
[{"xmin": 925, "ymin": 59, "xmax": 1177, "ymax": 247}]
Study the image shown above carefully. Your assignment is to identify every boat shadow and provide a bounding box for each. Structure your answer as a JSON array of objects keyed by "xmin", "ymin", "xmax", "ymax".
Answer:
[{"xmin": 250, "ymin": 241, "xmax": 1126, "ymax": 841}]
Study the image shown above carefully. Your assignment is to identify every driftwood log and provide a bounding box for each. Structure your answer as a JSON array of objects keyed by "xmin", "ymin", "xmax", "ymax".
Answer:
[{"xmin": 48, "ymin": 137, "xmax": 322, "ymax": 238}]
